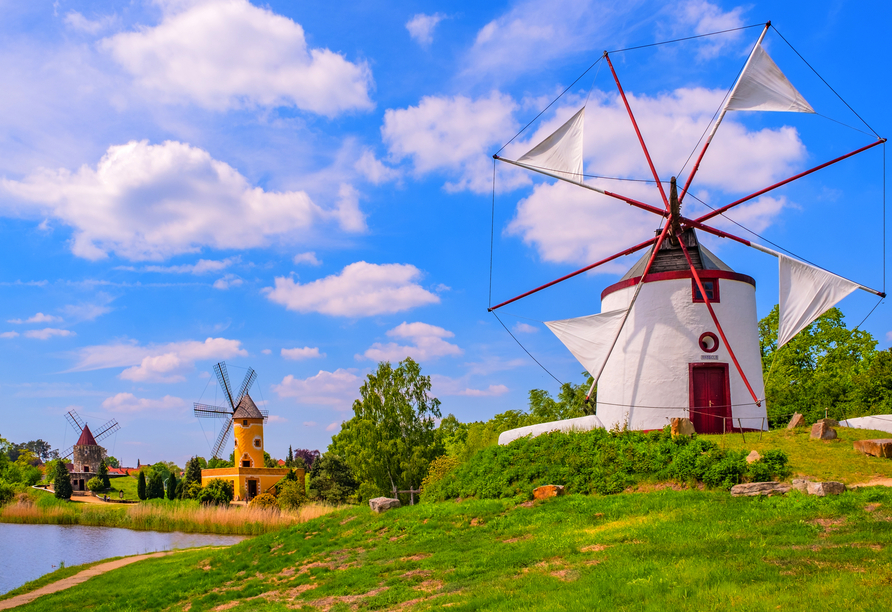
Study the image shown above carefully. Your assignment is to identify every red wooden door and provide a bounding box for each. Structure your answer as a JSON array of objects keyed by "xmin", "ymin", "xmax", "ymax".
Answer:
[{"xmin": 690, "ymin": 365, "xmax": 729, "ymax": 434}]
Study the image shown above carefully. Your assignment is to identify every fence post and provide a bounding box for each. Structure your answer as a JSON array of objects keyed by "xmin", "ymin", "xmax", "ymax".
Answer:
[{"xmin": 738, "ymin": 418, "xmax": 746, "ymax": 444}]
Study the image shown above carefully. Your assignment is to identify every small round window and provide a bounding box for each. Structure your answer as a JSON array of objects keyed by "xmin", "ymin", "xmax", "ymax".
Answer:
[{"xmin": 699, "ymin": 332, "xmax": 719, "ymax": 353}]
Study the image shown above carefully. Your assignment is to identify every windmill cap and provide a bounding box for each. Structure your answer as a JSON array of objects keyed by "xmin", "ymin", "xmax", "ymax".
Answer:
[
  {"xmin": 76, "ymin": 424, "xmax": 98, "ymax": 446},
  {"xmin": 233, "ymin": 394, "xmax": 264, "ymax": 419}
]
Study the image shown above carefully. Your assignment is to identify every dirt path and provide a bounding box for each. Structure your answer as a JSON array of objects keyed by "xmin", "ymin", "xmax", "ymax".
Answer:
[
  {"xmin": 849, "ymin": 477, "xmax": 892, "ymax": 488},
  {"xmin": 0, "ymin": 551, "xmax": 174, "ymax": 610}
]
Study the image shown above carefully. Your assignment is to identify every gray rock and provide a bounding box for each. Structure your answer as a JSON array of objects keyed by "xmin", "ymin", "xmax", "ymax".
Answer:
[
  {"xmin": 730, "ymin": 482, "xmax": 792, "ymax": 497},
  {"xmin": 369, "ymin": 497, "xmax": 401, "ymax": 513},
  {"xmin": 791, "ymin": 478, "xmax": 811, "ymax": 493},
  {"xmin": 787, "ymin": 413, "xmax": 806, "ymax": 429},
  {"xmin": 810, "ymin": 422, "xmax": 837, "ymax": 440},
  {"xmin": 806, "ymin": 481, "xmax": 845, "ymax": 496},
  {"xmin": 853, "ymin": 439, "xmax": 892, "ymax": 458}
]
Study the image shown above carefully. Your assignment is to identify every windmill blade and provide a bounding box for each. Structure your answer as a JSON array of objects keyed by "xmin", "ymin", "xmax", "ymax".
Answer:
[
  {"xmin": 194, "ymin": 403, "xmax": 233, "ymax": 418},
  {"xmin": 65, "ymin": 410, "xmax": 85, "ymax": 433},
  {"xmin": 211, "ymin": 417, "xmax": 234, "ymax": 459},
  {"xmin": 214, "ymin": 362, "xmax": 236, "ymax": 411},
  {"xmin": 260, "ymin": 409, "xmax": 269, "ymax": 423},
  {"xmin": 93, "ymin": 419, "xmax": 121, "ymax": 443},
  {"xmin": 235, "ymin": 368, "xmax": 257, "ymax": 405},
  {"xmin": 60, "ymin": 446, "xmax": 74, "ymax": 459}
]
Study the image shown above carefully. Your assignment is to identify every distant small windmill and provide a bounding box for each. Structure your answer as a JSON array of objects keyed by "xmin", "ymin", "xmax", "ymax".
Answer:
[
  {"xmin": 60, "ymin": 409, "xmax": 120, "ymax": 459},
  {"xmin": 194, "ymin": 362, "xmax": 268, "ymax": 459}
]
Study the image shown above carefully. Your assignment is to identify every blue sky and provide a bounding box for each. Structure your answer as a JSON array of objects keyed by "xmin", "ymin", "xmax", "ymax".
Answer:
[{"xmin": 1, "ymin": 0, "xmax": 889, "ymax": 466}]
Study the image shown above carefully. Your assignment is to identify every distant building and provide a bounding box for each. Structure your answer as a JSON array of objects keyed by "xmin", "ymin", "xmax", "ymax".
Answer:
[{"xmin": 68, "ymin": 424, "xmax": 103, "ymax": 491}]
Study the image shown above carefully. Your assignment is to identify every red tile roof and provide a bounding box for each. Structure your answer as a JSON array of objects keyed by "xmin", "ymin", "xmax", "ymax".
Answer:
[{"xmin": 76, "ymin": 424, "xmax": 97, "ymax": 446}]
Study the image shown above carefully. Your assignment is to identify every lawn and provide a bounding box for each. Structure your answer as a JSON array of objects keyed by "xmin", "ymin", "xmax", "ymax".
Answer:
[
  {"xmin": 11, "ymin": 486, "xmax": 892, "ymax": 611},
  {"xmin": 702, "ymin": 426, "xmax": 892, "ymax": 484}
]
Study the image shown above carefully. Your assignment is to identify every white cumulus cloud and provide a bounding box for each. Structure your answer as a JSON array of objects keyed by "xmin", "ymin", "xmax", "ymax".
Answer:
[
  {"xmin": 431, "ymin": 374, "xmax": 510, "ymax": 397},
  {"xmin": 1, "ymin": 140, "xmax": 364, "ymax": 261},
  {"xmin": 8, "ymin": 312, "xmax": 62, "ymax": 324},
  {"xmin": 71, "ymin": 337, "xmax": 247, "ymax": 383},
  {"xmin": 359, "ymin": 322, "xmax": 461, "ymax": 362},
  {"xmin": 281, "ymin": 346, "xmax": 325, "ymax": 360},
  {"xmin": 273, "ymin": 369, "xmax": 362, "ymax": 411},
  {"xmin": 213, "ymin": 274, "xmax": 243, "ymax": 290},
  {"xmin": 382, "ymin": 91, "xmax": 521, "ymax": 193},
  {"xmin": 101, "ymin": 392, "xmax": 185, "ymax": 413},
  {"xmin": 102, "ymin": 0, "xmax": 374, "ymax": 115},
  {"xmin": 406, "ymin": 13, "xmax": 446, "ymax": 47},
  {"xmin": 0, "ymin": 331, "xmax": 20, "ymax": 339},
  {"xmin": 293, "ymin": 252, "xmax": 321, "ymax": 266},
  {"xmin": 24, "ymin": 328, "xmax": 75, "ymax": 340},
  {"xmin": 263, "ymin": 261, "xmax": 439, "ymax": 317}
]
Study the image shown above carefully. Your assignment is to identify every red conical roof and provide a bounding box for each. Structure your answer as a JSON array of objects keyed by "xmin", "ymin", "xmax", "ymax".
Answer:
[{"xmin": 76, "ymin": 424, "xmax": 97, "ymax": 446}]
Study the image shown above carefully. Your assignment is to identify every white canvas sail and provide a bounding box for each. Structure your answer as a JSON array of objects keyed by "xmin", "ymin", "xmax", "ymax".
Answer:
[
  {"xmin": 726, "ymin": 43, "xmax": 814, "ymax": 113},
  {"xmin": 545, "ymin": 308, "xmax": 627, "ymax": 377},
  {"xmin": 777, "ymin": 254, "xmax": 859, "ymax": 347},
  {"xmin": 516, "ymin": 106, "xmax": 585, "ymax": 180}
]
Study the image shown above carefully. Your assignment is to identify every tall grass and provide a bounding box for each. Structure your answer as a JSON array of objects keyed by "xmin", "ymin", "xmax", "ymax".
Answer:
[{"xmin": 0, "ymin": 496, "xmax": 338, "ymax": 535}]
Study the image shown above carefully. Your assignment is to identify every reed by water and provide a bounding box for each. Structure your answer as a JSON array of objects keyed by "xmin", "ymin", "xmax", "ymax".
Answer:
[{"xmin": 0, "ymin": 493, "xmax": 338, "ymax": 535}]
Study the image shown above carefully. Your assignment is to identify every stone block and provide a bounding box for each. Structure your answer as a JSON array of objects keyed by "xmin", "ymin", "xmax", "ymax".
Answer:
[
  {"xmin": 816, "ymin": 418, "xmax": 840, "ymax": 427},
  {"xmin": 369, "ymin": 497, "xmax": 401, "ymax": 513},
  {"xmin": 853, "ymin": 439, "xmax": 892, "ymax": 458},
  {"xmin": 787, "ymin": 412, "xmax": 806, "ymax": 429},
  {"xmin": 810, "ymin": 422, "xmax": 837, "ymax": 440},
  {"xmin": 806, "ymin": 481, "xmax": 845, "ymax": 496},
  {"xmin": 730, "ymin": 482, "xmax": 791, "ymax": 497},
  {"xmin": 533, "ymin": 485, "xmax": 565, "ymax": 500},
  {"xmin": 671, "ymin": 418, "xmax": 696, "ymax": 437},
  {"xmin": 791, "ymin": 478, "xmax": 810, "ymax": 493},
  {"xmin": 746, "ymin": 451, "xmax": 761, "ymax": 464}
]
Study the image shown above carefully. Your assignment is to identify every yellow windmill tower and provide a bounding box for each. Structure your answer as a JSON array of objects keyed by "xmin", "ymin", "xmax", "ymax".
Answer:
[{"xmin": 194, "ymin": 362, "xmax": 298, "ymax": 501}]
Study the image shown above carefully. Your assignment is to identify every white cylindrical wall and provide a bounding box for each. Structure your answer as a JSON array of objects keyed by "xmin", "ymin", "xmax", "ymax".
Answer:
[{"xmin": 596, "ymin": 274, "xmax": 767, "ymax": 431}]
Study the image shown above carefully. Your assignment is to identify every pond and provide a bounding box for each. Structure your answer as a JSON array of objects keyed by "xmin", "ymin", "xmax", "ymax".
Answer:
[{"xmin": 0, "ymin": 523, "xmax": 246, "ymax": 595}]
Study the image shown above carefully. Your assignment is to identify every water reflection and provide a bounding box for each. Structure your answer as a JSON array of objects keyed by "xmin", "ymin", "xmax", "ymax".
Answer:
[{"xmin": 0, "ymin": 523, "xmax": 246, "ymax": 594}]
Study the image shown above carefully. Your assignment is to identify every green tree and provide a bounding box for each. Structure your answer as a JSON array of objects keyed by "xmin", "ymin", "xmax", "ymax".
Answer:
[
  {"xmin": 166, "ymin": 471, "xmax": 178, "ymax": 500},
  {"xmin": 137, "ymin": 470, "xmax": 147, "ymax": 500},
  {"xmin": 308, "ymin": 454, "xmax": 357, "ymax": 504},
  {"xmin": 196, "ymin": 478, "xmax": 234, "ymax": 505},
  {"xmin": 286, "ymin": 446, "xmax": 294, "ymax": 468},
  {"xmin": 53, "ymin": 460, "xmax": 73, "ymax": 500},
  {"xmin": 759, "ymin": 306, "xmax": 878, "ymax": 426},
  {"xmin": 86, "ymin": 476, "xmax": 104, "ymax": 493},
  {"xmin": 98, "ymin": 460, "xmax": 110, "ymax": 489},
  {"xmin": 263, "ymin": 451, "xmax": 278, "ymax": 468},
  {"xmin": 329, "ymin": 358, "xmax": 443, "ymax": 499},
  {"xmin": 146, "ymin": 471, "xmax": 165, "ymax": 499},
  {"xmin": 104, "ymin": 456, "xmax": 120, "ymax": 468},
  {"xmin": 183, "ymin": 457, "xmax": 203, "ymax": 489}
]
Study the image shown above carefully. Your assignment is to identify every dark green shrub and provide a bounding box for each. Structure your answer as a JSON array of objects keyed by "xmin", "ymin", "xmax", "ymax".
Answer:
[
  {"xmin": 166, "ymin": 472, "xmax": 178, "ymax": 500},
  {"xmin": 309, "ymin": 454, "xmax": 357, "ymax": 504},
  {"xmin": 98, "ymin": 460, "xmax": 110, "ymax": 489},
  {"xmin": 197, "ymin": 478, "xmax": 234, "ymax": 505},
  {"xmin": 746, "ymin": 450, "xmax": 791, "ymax": 482},
  {"xmin": 54, "ymin": 461, "xmax": 73, "ymax": 500},
  {"xmin": 278, "ymin": 480, "xmax": 306, "ymax": 510},
  {"xmin": 137, "ymin": 471, "xmax": 147, "ymax": 500},
  {"xmin": 86, "ymin": 476, "xmax": 105, "ymax": 492},
  {"xmin": 146, "ymin": 471, "xmax": 164, "ymax": 500}
]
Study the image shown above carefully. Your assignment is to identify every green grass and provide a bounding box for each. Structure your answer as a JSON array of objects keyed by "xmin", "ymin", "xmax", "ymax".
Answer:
[
  {"xmin": 702, "ymin": 426, "xmax": 892, "ymax": 484},
  {"xmin": 105, "ymin": 475, "xmax": 141, "ymax": 501},
  {"xmin": 11, "ymin": 486, "xmax": 892, "ymax": 611}
]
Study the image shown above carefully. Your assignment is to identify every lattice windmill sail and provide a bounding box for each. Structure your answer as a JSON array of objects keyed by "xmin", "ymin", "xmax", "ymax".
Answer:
[
  {"xmin": 60, "ymin": 409, "xmax": 120, "ymax": 459},
  {"xmin": 491, "ymin": 22, "xmax": 885, "ymax": 435},
  {"xmin": 195, "ymin": 362, "xmax": 268, "ymax": 459}
]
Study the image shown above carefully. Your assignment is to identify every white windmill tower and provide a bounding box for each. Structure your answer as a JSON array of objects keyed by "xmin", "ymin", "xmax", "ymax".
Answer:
[{"xmin": 492, "ymin": 22, "xmax": 885, "ymax": 438}]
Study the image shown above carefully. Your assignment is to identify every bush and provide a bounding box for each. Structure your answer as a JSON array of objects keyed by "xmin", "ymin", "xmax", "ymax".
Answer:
[
  {"xmin": 746, "ymin": 450, "xmax": 791, "ymax": 482},
  {"xmin": 146, "ymin": 472, "xmax": 165, "ymax": 500},
  {"xmin": 98, "ymin": 460, "xmax": 111, "ymax": 489},
  {"xmin": 53, "ymin": 461, "xmax": 73, "ymax": 500},
  {"xmin": 166, "ymin": 472, "xmax": 178, "ymax": 500},
  {"xmin": 278, "ymin": 480, "xmax": 307, "ymax": 510},
  {"xmin": 309, "ymin": 454, "xmax": 357, "ymax": 504},
  {"xmin": 421, "ymin": 455, "xmax": 461, "ymax": 492},
  {"xmin": 197, "ymin": 479, "xmax": 234, "ymax": 506},
  {"xmin": 137, "ymin": 471, "xmax": 147, "ymax": 500},
  {"xmin": 86, "ymin": 476, "xmax": 105, "ymax": 492},
  {"xmin": 249, "ymin": 492, "xmax": 279, "ymax": 510},
  {"xmin": 423, "ymin": 428, "xmax": 770, "ymax": 502},
  {"xmin": 0, "ymin": 479, "xmax": 15, "ymax": 505}
]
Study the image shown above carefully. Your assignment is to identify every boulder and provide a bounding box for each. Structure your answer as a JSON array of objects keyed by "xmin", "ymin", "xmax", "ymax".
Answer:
[
  {"xmin": 671, "ymin": 418, "xmax": 696, "ymax": 437},
  {"xmin": 730, "ymin": 482, "xmax": 791, "ymax": 497},
  {"xmin": 791, "ymin": 478, "xmax": 810, "ymax": 493},
  {"xmin": 810, "ymin": 421, "xmax": 837, "ymax": 440},
  {"xmin": 369, "ymin": 497, "xmax": 401, "ymax": 513},
  {"xmin": 853, "ymin": 439, "xmax": 892, "ymax": 459},
  {"xmin": 533, "ymin": 485, "xmax": 565, "ymax": 500},
  {"xmin": 787, "ymin": 413, "xmax": 806, "ymax": 429},
  {"xmin": 806, "ymin": 481, "xmax": 845, "ymax": 497},
  {"xmin": 745, "ymin": 450, "xmax": 761, "ymax": 464}
]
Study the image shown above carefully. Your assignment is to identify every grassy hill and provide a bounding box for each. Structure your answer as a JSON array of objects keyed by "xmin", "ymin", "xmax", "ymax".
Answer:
[{"xmin": 9, "ymin": 486, "xmax": 892, "ymax": 611}]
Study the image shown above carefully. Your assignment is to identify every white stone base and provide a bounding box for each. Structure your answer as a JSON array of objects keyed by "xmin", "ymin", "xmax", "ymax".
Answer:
[{"xmin": 498, "ymin": 415, "xmax": 604, "ymax": 446}]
